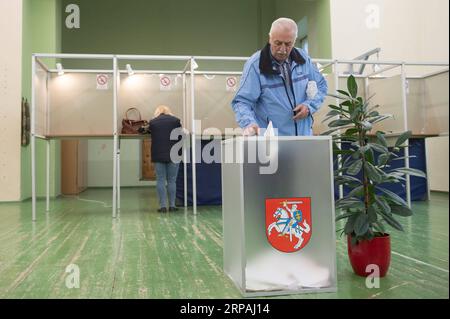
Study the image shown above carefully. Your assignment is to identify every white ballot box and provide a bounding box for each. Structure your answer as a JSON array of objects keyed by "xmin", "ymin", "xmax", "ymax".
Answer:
[{"xmin": 221, "ymin": 136, "xmax": 337, "ymax": 297}]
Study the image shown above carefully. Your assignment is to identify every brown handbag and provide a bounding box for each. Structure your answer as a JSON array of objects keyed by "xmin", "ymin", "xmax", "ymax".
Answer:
[{"xmin": 121, "ymin": 107, "xmax": 148, "ymax": 134}]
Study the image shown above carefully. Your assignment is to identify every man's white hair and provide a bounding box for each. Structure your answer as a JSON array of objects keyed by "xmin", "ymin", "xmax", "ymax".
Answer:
[{"xmin": 269, "ymin": 17, "xmax": 298, "ymax": 39}]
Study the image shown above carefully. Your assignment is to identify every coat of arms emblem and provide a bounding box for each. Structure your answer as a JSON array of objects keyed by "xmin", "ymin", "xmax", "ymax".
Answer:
[{"xmin": 265, "ymin": 197, "xmax": 312, "ymax": 253}]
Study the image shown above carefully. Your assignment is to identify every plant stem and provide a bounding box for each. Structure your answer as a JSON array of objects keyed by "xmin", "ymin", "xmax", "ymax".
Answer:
[{"xmin": 359, "ymin": 120, "xmax": 370, "ymax": 215}]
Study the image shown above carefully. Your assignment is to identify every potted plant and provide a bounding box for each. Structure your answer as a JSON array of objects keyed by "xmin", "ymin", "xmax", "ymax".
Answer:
[{"xmin": 322, "ymin": 75, "xmax": 426, "ymax": 277}]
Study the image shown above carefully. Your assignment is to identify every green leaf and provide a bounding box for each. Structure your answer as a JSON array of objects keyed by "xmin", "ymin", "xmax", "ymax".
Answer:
[
  {"xmin": 390, "ymin": 205, "xmax": 413, "ymax": 217},
  {"xmin": 347, "ymin": 160, "xmax": 363, "ymax": 176},
  {"xmin": 327, "ymin": 93, "xmax": 348, "ymax": 101},
  {"xmin": 345, "ymin": 128, "xmax": 359, "ymax": 136},
  {"xmin": 347, "ymin": 75, "xmax": 358, "ymax": 98},
  {"xmin": 392, "ymin": 168, "xmax": 427, "ymax": 179},
  {"xmin": 325, "ymin": 110, "xmax": 341, "ymax": 117},
  {"xmin": 322, "ymin": 125, "xmax": 355, "ymax": 135},
  {"xmin": 361, "ymin": 121, "xmax": 373, "ymax": 131},
  {"xmin": 336, "ymin": 211, "xmax": 357, "ymax": 222},
  {"xmin": 359, "ymin": 144, "xmax": 371, "ymax": 154},
  {"xmin": 374, "ymin": 196, "xmax": 391, "ymax": 215},
  {"xmin": 376, "ymin": 131, "xmax": 388, "ymax": 147},
  {"xmin": 368, "ymin": 204, "xmax": 378, "ymax": 223},
  {"xmin": 350, "ymin": 107, "xmax": 362, "ymax": 121},
  {"xmin": 344, "ymin": 215, "xmax": 358, "ymax": 235},
  {"xmin": 335, "ymin": 175, "xmax": 363, "ymax": 186},
  {"xmin": 333, "ymin": 136, "xmax": 358, "ymax": 142},
  {"xmin": 366, "ymin": 231, "xmax": 375, "ymax": 241},
  {"xmin": 365, "ymin": 162, "xmax": 383, "ymax": 183},
  {"xmin": 322, "ymin": 116, "xmax": 333, "ymax": 124},
  {"xmin": 352, "ymin": 148, "xmax": 361, "ymax": 159},
  {"xmin": 365, "ymin": 148, "xmax": 375, "ymax": 165},
  {"xmin": 373, "ymin": 221, "xmax": 386, "ymax": 234},
  {"xmin": 391, "ymin": 155, "xmax": 417, "ymax": 162},
  {"xmin": 333, "ymin": 150, "xmax": 355, "ymax": 157},
  {"xmin": 361, "ymin": 101, "xmax": 370, "ymax": 113},
  {"xmin": 337, "ymin": 89, "xmax": 351, "ymax": 97},
  {"xmin": 368, "ymin": 115, "xmax": 393, "ymax": 124},
  {"xmin": 377, "ymin": 210, "xmax": 404, "ymax": 231},
  {"xmin": 377, "ymin": 187, "xmax": 408, "ymax": 207},
  {"xmin": 336, "ymin": 198, "xmax": 365, "ymax": 210},
  {"xmin": 329, "ymin": 119, "xmax": 353, "ymax": 128},
  {"xmin": 342, "ymin": 153, "xmax": 357, "ymax": 168},
  {"xmin": 341, "ymin": 100, "xmax": 353, "ymax": 108},
  {"xmin": 354, "ymin": 213, "xmax": 370, "ymax": 236},
  {"xmin": 348, "ymin": 185, "xmax": 364, "ymax": 198},
  {"xmin": 367, "ymin": 111, "xmax": 380, "ymax": 117},
  {"xmin": 321, "ymin": 127, "xmax": 343, "ymax": 136},
  {"xmin": 395, "ymin": 131, "xmax": 412, "ymax": 147},
  {"xmin": 378, "ymin": 153, "xmax": 389, "ymax": 166},
  {"xmin": 369, "ymin": 143, "xmax": 389, "ymax": 154},
  {"xmin": 328, "ymin": 104, "xmax": 350, "ymax": 114},
  {"xmin": 379, "ymin": 174, "xmax": 405, "ymax": 183}
]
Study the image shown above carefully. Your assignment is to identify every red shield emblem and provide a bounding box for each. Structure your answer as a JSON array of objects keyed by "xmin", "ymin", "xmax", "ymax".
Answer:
[{"xmin": 265, "ymin": 197, "xmax": 312, "ymax": 253}]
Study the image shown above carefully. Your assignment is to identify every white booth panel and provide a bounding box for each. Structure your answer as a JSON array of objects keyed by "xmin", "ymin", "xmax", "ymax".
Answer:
[
  {"xmin": 424, "ymin": 71, "xmax": 449, "ymax": 135},
  {"xmin": 35, "ymin": 63, "xmax": 48, "ymax": 136},
  {"xmin": 368, "ymin": 75, "xmax": 404, "ymax": 133},
  {"xmin": 313, "ymin": 74, "xmax": 335, "ymax": 135},
  {"xmin": 406, "ymin": 79, "xmax": 427, "ymax": 134},
  {"xmin": 119, "ymin": 74, "xmax": 184, "ymax": 126},
  {"xmin": 49, "ymin": 73, "xmax": 114, "ymax": 135},
  {"xmin": 194, "ymin": 74, "xmax": 241, "ymax": 135},
  {"xmin": 426, "ymin": 136, "xmax": 449, "ymax": 192},
  {"xmin": 87, "ymin": 139, "xmax": 153, "ymax": 187}
]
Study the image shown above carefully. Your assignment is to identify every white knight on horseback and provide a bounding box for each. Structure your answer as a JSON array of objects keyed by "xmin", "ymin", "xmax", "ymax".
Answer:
[{"xmin": 267, "ymin": 202, "xmax": 310, "ymax": 249}]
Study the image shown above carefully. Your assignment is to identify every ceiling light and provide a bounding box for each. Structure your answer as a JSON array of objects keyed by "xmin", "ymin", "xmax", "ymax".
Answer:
[
  {"xmin": 126, "ymin": 64, "xmax": 134, "ymax": 76},
  {"xmin": 56, "ymin": 63, "xmax": 64, "ymax": 76}
]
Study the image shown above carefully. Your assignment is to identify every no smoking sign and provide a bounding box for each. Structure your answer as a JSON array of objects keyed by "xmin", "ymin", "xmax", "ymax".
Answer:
[
  {"xmin": 96, "ymin": 74, "xmax": 109, "ymax": 90},
  {"xmin": 159, "ymin": 75, "xmax": 172, "ymax": 91},
  {"xmin": 226, "ymin": 76, "xmax": 237, "ymax": 92}
]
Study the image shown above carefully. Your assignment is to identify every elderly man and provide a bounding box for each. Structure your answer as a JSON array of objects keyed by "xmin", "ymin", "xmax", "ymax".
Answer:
[{"xmin": 231, "ymin": 17, "xmax": 327, "ymax": 136}]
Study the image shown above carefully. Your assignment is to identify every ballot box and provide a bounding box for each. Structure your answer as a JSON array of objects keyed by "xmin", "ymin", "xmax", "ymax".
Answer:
[{"xmin": 221, "ymin": 136, "xmax": 337, "ymax": 297}]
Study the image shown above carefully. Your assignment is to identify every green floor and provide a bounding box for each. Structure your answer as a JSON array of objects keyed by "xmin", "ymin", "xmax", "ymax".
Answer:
[{"xmin": 0, "ymin": 188, "xmax": 448, "ymax": 299}]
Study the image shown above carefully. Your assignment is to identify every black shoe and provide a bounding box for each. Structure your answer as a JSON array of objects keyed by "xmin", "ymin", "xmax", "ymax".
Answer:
[
  {"xmin": 169, "ymin": 207, "xmax": 178, "ymax": 212},
  {"xmin": 157, "ymin": 207, "xmax": 167, "ymax": 213}
]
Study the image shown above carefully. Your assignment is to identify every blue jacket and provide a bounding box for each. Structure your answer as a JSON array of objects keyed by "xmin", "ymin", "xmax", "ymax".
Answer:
[{"xmin": 231, "ymin": 44, "xmax": 328, "ymax": 136}]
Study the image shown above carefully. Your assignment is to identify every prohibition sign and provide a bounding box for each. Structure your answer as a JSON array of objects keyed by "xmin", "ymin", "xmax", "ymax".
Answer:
[
  {"xmin": 160, "ymin": 76, "xmax": 171, "ymax": 87},
  {"xmin": 97, "ymin": 74, "xmax": 108, "ymax": 86},
  {"xmin": 226, "ymin": 77, "xmax": 236, "ymax": 88}
]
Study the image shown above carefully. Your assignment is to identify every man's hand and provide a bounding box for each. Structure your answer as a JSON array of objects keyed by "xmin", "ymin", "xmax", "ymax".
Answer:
[
  {"xmin": 243, "ymin": 123, "xmax": 260, "ymax": 136},
  {"xmin": 293, "ymin": 104, "xmax": 310, "ymax": 121}
]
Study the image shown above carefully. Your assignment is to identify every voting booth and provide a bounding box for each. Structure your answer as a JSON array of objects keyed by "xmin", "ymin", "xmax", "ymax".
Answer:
[{"xmin": 221, "ymin": 136, "xmax": 337, "ymax": 297}]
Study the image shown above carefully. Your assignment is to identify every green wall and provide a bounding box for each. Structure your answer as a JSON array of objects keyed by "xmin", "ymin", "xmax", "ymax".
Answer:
[
  {"xmin": 62, "ymin": 0, "xmax": 272, "ymax": 55},
  {"xmin": 21, "ymin": 0, "xmax": 62, "ymax": 200},
  {"xmin": 59, "ymin": 0, "xmax": 331, "ymax": 65},
  {"xmin": 60, "ymin": 0, "xmax": 276, "ymax": 69},
  {"xmin": 274, "ymin": 0, "xmax": 332, "ymax": 59}
]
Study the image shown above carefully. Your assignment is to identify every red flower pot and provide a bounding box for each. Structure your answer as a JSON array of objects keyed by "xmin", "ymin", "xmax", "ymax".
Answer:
[{"xmin": 347, "ymin": 234, "xmax": 391, "ymax": 277}]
